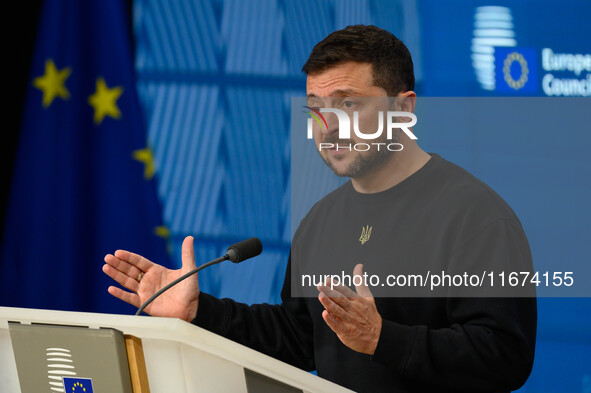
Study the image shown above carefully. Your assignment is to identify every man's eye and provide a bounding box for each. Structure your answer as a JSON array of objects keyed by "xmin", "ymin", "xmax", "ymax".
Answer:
[{"xmin": 343, "ymin": 101, "xmax": 356, "ymax": 108}]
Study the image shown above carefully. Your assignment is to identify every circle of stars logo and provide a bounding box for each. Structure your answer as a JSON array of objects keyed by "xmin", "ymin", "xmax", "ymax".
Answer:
[
  {"xmin": 503, "ymin": 52, "xmax": 529, "ymax": 90},
  {"xmin": 70, "ymin": 381, "xmax": 87, "ymax": 392}
]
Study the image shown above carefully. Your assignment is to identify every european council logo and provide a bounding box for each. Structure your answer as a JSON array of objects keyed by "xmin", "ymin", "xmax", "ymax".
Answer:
[
  {"xmin": 495, "ymin": 47, "xmax": 538, "ymax": 94},
  {"xmin": 63, "ymin": 377, "xmax": 94, "ymax": 392}
]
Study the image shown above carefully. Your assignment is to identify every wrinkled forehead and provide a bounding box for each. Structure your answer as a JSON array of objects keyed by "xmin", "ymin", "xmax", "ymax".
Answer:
[{"xmin": 305, "ymin": 62, "xmax": 382, "ymax": 97}]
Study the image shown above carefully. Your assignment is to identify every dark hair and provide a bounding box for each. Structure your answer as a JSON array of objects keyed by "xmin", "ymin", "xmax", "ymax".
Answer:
[{"xmin": 302, "ymin": 25, "xmax": 414, "ymax": 96}]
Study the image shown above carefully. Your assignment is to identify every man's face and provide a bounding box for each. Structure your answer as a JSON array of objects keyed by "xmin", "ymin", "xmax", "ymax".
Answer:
[{"xmin": 306, "ymin": 62, "xmax": 394, "ymax": 179}]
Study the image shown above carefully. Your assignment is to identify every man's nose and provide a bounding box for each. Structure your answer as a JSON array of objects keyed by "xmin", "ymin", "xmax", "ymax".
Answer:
[{"xmin": 322, "ymin": 112, "xmax": 339, "ymax": 136}]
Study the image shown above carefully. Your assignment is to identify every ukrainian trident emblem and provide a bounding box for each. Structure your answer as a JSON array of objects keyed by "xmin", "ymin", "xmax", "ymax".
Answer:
[{"xmin": 359, "ymin": 225, "xmax": 372, "ymax": 245}]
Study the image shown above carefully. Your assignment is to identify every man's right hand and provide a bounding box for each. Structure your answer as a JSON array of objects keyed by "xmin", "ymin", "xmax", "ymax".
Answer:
[{"xmin": 102, "ymin": 236, "xmax": 200, "ymax": 322}]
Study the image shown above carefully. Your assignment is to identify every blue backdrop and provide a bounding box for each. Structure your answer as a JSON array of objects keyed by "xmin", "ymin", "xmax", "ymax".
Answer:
[
  {"xmin": 131, "ymin": 1, "xmax": 590, "ymax": 391},
  {"xmin": 2, "ymin": 0, "xmax": 589, "ymax": 391}
]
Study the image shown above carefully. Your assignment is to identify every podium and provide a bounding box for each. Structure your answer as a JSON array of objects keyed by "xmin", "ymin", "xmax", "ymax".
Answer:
[{"xmin": 0, "ymin": 306, "xmax": 353, "ymax": 393}]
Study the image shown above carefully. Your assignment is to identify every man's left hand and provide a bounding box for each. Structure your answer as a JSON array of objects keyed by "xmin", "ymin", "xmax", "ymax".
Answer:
[{"xmin": 317, "ymin": 264, "xmax": 382, "ymax": 355}]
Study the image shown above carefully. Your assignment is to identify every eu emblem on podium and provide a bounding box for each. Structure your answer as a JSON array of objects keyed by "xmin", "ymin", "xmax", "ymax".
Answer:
[{"xmin": 63, "ymin": 377, "xmax": 94, "ymax": 393}]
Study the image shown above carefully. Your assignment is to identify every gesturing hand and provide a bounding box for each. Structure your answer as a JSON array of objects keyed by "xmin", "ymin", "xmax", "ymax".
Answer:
[
  {"xmin": 317, "ymin": 264, "xmax": 382, "ymax": 355},
  {"xmin": 102, "ymin": 236, "xmax": 200, "ymax": 322}
]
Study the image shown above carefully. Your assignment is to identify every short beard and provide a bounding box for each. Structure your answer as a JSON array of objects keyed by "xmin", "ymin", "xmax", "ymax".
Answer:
[{"xmin": 320, "ymin": 133, "xmax": 398, "ymax": 179}]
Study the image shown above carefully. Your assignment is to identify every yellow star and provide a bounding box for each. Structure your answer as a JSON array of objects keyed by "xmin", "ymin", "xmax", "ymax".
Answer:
[
  {"xmin": 154, "ymin": 226, "xmax": 170, "ymax": 240},
  {"xmin": 33, "ymin": 59, "xmax": 71, "ymax": 108},
  {"xmin": 132, "ymin": 147, "xmax": 156, "ymax": 180},
  {"xmin": 154, "ymin": 226, "xmax": 173, "ymax": 256},
  {"xmin": 88, "ymin": 77, "xmax": 123, "ymax": 125}
]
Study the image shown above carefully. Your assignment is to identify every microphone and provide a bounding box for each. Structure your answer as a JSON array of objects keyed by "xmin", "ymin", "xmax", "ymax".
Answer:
[
  {"xmin": 135, "ymin": 237, "xmax": 263, "ymax": 316},
  {"xmin": 226, "ymin": 237, "xmax": 263, "ymax": 263}
]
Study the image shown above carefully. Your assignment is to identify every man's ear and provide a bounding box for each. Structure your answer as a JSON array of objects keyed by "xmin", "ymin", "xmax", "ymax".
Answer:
[{"xmin": 396, "ymin": 91, "xmax": 416, "ymax": 113}]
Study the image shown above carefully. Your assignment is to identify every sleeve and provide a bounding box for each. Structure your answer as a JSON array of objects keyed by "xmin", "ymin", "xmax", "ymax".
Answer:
[
  {"xmin": 371, "ymin": 219, "xmax": 537, "ymax": 392},
  {"xmin": 191, "ymin": 252, "xmax": 316, "ymax": 371}
]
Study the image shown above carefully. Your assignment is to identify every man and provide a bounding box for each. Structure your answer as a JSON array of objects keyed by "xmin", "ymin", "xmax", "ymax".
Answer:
[{"xmin": 103, "ymin": 25, "xmax": 536, "ymax": 392}]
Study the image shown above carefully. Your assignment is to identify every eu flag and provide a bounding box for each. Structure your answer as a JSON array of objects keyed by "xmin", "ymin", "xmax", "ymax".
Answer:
[
  {"xmin": 0, "ymin": 0, "xmax": 169, "ymax": 314},
  {"xmin": 63, "ymin": 377, "xmax": 94, "ymax": 393}
]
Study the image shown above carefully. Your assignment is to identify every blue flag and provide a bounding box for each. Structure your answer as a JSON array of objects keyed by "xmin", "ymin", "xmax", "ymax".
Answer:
[
  {"xmin": 63, "ymin": 377, "xmax": 94, "ymax": 393},
  {"xmin": 0, "ymin": 0, "xmax": 169, "ymax": 313}
]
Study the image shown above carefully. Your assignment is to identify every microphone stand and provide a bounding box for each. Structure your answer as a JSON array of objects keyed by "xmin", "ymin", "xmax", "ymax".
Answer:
[{"xmin": 135, "ymin": 254, "xmax": 230, "ymax": 316}]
